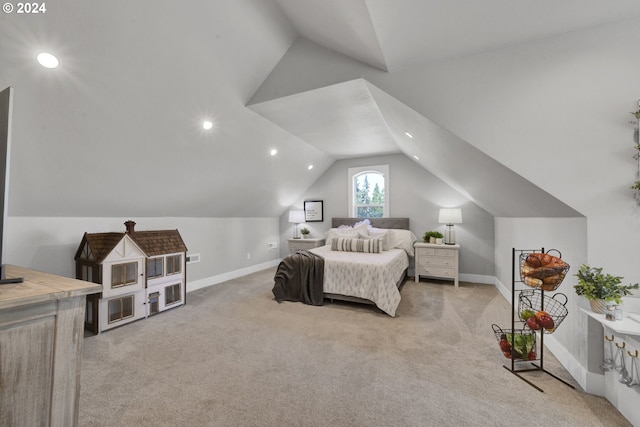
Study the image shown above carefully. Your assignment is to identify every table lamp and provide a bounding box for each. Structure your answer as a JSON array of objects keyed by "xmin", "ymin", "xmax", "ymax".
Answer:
[
  {"xmin": 438, "ymin": 208, "xmax": 462, "ymax": 245},
  {"xmin": 288, "ymin": 210, "xmax": 305, "ymax": 239}
]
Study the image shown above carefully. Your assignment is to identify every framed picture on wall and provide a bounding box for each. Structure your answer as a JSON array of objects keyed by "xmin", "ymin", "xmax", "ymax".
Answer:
[{"xmin": 304, "ymin": 200, "xmax": 323, "ymax": 222}]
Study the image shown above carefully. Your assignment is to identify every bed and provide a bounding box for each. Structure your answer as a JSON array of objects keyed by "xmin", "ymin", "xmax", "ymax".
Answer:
[{"xmin": 272, "ymin": 217, "xmax": 416, "ymax": 316}]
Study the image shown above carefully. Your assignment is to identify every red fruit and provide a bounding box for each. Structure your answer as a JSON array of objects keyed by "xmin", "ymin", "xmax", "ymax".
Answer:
[
  {"xmin": 499, "ymin": 338, "xmax": 511, "ymax": 352},
  {"xmin": 529, "ymin": 350, "xmax": 536, "ymax": 360},
  {"xmin": 538, "ymin": 315, "xmax": 555, "ymax": 330},
  {"xmin": 503, "ymin": 351, "xmax": 513, "ymax": 359},
  {"xmin": 526, "ymin": 317, "xmax": 541, "ymax": 330}
]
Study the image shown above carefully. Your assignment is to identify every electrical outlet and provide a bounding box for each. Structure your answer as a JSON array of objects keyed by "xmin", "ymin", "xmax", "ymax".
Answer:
[
  {"xmin": 268, "ymin": 242, "xmax": 278, "ymax": 249},
  {"xmin": 186, "ymin": 253, "xmax": 200, "ymax": 264}
]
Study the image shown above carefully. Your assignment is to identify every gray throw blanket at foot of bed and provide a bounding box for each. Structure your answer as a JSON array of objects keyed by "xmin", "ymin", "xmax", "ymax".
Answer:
[{"xmin": 272, "ymin": 250, "xmax": 324, "ymax": 306}]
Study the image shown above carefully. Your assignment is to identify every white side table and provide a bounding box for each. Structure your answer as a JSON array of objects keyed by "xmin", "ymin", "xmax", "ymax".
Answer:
[
  {"xmin": 288, "ymin": 238, "xmax": 326, "ymax": 254},
  {"xmin": 414, "ymin": 242, "xmax": 460, "ymax": 287}
]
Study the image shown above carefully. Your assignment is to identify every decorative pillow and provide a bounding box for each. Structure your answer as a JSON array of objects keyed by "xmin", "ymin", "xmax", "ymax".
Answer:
[
  {"xmin": 358, "ymin": 231, "xmax": 389, "ymax": 251},
  {"xmin": 354, "ymin": 219, "xmax": 371, "ymax": 228},
  {"xmin": 325, "ymin": 228, "xmax": 360, "ymax": 246},
  {"xmin": 366, "ymin": 228, "xmax": 390, "ymax": 251},
  {"xmin": 331, "ymin": 237, "xmax": 382, "ymax": 253}
]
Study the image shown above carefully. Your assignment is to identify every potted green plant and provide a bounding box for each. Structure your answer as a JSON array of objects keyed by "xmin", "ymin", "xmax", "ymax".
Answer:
[
  {"xmin": 423, "ymin": 231, "xmax": 443, "ymax": 244},
  {"xmin": 573, "ymin": 264, "xmax": 639, "ymax": 313},
  {"xmin": 300, "ymin": 227, "xmax": 310, "ymax": 239}
]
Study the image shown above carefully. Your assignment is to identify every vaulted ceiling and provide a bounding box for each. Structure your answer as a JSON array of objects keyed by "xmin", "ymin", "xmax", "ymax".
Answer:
[{"xmin": 2, "ymin": 0, "xmax": 638, "ymax": 218}]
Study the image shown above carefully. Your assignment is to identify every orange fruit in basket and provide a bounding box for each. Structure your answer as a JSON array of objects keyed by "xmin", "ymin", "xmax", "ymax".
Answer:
[{"xmin": 535, "ymin": 310, "xmax": 550, "ymax": 320}]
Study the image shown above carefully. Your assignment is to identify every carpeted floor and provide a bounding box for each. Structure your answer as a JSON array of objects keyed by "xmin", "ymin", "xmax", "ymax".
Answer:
[{"xmin": 78, "ymin": 268, "xmax": 632, "ymax": 426}]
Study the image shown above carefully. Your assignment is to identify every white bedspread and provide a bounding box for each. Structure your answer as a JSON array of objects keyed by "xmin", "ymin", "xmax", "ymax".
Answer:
[{"xmin": 309, "ymin": 245, "xmax": 409, "ymax": 317}]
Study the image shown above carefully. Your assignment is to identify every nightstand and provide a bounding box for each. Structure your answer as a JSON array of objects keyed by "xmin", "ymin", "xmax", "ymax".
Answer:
[
  {"xmin": 288, "ymin": 238, "xmax": 326, "ymax": 254},
  {"xmin": 414, "ymin": 242, "xmax": 460, "ymax": 287}
]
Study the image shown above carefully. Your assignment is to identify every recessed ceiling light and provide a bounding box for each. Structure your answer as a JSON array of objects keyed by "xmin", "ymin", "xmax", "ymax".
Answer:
[
  {"xmin": 202, "ymin": 121, "xmax": 213, "ymax": 130},
  {"xmin": 404, "ymin": 131, "xmax": 413, "ymax": 139},
  {"xmin": 270, "ymin": 149, "xmax": 277, "ymax": 156},
  {"xmin": 36, "ymin": 52, "xmax": 59, "ymax": 69},
  {"xmin": 308, "ymin": 165, "xmax": 314, "ymax": 170}
]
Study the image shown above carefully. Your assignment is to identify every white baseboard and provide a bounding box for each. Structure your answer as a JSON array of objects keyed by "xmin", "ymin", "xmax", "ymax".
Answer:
[
  {"xmin": 493, "ymin": 277, "xmax": 512, "ymax": 302},
  {"xmin": 187, "ymin": 259, "xmax": 280, "ymax": 292},
  {"xmin": 459, "ymin": 273, "xmax": 495, "ymax": 285}
]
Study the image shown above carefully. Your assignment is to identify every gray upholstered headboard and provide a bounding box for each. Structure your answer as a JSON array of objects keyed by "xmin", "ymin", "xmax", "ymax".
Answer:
[{"xmin": 331, "ymin": 218, "xmax": 410, "ymax": 230}]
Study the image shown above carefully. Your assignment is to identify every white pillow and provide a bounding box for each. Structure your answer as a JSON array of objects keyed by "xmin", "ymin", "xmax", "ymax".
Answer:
[
  {"xmin": 364, "ymin": 228, "xmax": 390, "ymax": 251},
  {"xmin": 325, "ymin": 228, "xmax": 360, "ymax": 246},
  {"xmin": 353, "ymin": 219, "xmax": 371, "ymax": 228},
  {"xmin": 353, "ymin": 222, "xmax": 369, "ymax": 234},
  {"xmin": 386, "ymin": 229, "xmax": 418, "ymax": 256}
]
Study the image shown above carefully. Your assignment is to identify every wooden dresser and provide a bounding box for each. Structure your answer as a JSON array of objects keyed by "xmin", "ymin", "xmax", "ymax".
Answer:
[
  {"xmin": 414, "ymin": 242, "xmax": 460, "ymax": 287},
  {"xmin": 0, "ymin": 265, "xmax": 101, "ymax": 427}
]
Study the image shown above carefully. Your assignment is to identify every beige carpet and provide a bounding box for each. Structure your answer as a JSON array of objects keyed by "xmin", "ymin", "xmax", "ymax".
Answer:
[{"xmin": 78, "ymin": 269, "xmax": 631, "ymax": 426}]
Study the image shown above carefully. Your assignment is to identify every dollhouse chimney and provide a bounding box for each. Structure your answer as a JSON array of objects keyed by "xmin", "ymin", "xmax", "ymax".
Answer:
[{"xmin": 124, "ymin": 220, "xmax": 136, "ymax": 234}]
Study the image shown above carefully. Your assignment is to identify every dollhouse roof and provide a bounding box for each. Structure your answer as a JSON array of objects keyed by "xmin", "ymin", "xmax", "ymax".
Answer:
[
  {"xmin": 128, "ymin": 230, "xmax": 188, "ymax": 257},
  {"xmin": 75, "ymin": 230, "xmax": 187, "ymax": 264}
]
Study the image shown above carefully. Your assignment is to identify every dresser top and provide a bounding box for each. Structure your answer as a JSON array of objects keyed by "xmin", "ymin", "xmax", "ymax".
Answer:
[
  {"xmin": 0, "ymin": 265, "xmax": 102, "ymax": 310},
  {"xmin": 414, "ymin": 242, "xmax": 460, "ymax": 249}
]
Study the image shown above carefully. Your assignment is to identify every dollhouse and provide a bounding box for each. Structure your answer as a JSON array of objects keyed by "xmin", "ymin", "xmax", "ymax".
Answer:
[{"xmin": 75, "ymin": 220, "xmax": 188, "ymax": 333}]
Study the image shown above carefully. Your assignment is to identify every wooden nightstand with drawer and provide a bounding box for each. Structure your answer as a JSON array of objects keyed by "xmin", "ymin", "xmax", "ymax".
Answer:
[
  {"xmin": 288, "ymin": 238, "xmax": 326, "ymax": 254},
  {"xmin": 414, "ymin": 242, "xmax": 460, "ymax": 287}
]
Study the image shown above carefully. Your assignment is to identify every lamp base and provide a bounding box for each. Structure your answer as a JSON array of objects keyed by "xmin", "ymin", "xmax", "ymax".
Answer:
[{"xmin": 444, "ymin": 224, "xmax": 456, "ymax": 245}]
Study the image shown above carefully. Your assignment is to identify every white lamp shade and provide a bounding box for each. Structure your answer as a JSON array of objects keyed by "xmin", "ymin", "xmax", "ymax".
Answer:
[
  {"xmin": 438, "ymin": 208, "xmax": 462, "ymax": 224},
  {"xmin": 288, "ymin": 210, "xmax": 305, "ymax": 224}
]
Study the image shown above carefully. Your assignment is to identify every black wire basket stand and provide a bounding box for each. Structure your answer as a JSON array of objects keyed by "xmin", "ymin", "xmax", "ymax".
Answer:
[{"xmin": 501, "ymin": 248, "xmax": 574, "ymax": 392}]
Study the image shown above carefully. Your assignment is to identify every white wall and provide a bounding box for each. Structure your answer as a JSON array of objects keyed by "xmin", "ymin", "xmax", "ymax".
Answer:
[
  {"xmin": 383, "ymin": 19, "xmax": 640, "ymax": 285},
  {"xmin": 6, "ymin": 217, "xmax": 281, "ymax": 289}
]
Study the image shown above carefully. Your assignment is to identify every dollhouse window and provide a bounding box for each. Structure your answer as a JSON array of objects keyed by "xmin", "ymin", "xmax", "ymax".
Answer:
[
  {"xmin": 165, "ymin": 283, "xmax": 181, "ymax": 305},
  {"xmin": 81, "ymin": 265, "xmax": 93, "ymax": 282},
  {"xmin": 166, "ymin": 255, "xmax": 182, "ymax": 275},
  {"xmin": 111, "ymin": 262, "xmax": 138, "ymax": 287},
  {"xmin": 147, "ymin": 257, "xmax": 164, "ymax": 279},
  {"xmin": 108, "ymin": 295, "xmax": 134, "ymax": 323}
]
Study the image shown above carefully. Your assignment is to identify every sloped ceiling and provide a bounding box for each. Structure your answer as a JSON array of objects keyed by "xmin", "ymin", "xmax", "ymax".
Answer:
[
  {"xmin": 250, "ymin": 78, "xmax": 581, "ymax": 217},
  {"xmin": 2, "ymin": 0, "xmax": 638, "ymax": 218}
]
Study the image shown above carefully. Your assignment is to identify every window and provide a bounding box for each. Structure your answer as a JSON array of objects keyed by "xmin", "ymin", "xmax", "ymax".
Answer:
[
  {"xmin": 147, "ymin": 257, "xmax": 164, "ymax": 279},
  {"xmin": 348, "ymin": 165, "xmax": 389, "ymax": 218},
  {"xmin": 108, "ymin": 295, "xmax": 134, "ymax": 323},
  {"xmin": 81, "ymin": 265, "xmax": 93, "ymax": 283},
  {"xmin": 111, "ymin": 262, "xmax": 138, "ymax": 288},
  {"xmin": 166, "ymin": 255, "xmax": 182, "ymax": 275},
  {"xmin": 165, "ymin": 283, "xmax": 182, "ymax": 306}
]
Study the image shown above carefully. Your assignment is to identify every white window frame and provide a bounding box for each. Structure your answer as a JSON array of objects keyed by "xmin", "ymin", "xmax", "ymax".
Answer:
[
  {"xmin": 107, "ymin": 295, "xmax": 135, "ymax": 324},
  {"xmin": 111, "ymin": 262, "xmax": 138, "ymax": 288},
  {"xmin": 147, "ymin": 257, "xmax": 164, "ymax": 279},
  {"xmin": 166, "ymin": 254, "xmax": 182, "ymax": 276},
  {"xmin": 348, "ymin": 164, "xmax": 389, "ymax": 218},
  {"xmin": 165, "ymin": 283, "xmax": 182, "ymax": 306}
]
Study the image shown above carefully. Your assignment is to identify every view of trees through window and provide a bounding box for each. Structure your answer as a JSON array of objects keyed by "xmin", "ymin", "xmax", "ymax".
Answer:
[{"xmin": 355, "ymin": 172, "xmax": 384, "ymax": 218}]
